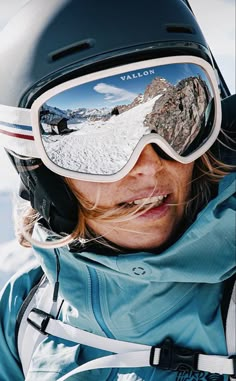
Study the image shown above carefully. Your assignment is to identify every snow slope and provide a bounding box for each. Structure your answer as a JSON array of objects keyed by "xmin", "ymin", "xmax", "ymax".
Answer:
[
  {"xmin": 0, "ymin": 239, "xmax": 35, "ymax": 290},
  {"xmin": 0, "ymin": 152, "xmax": 35, "ymax": 291},
  {"xmin": 0, "ymin": 192, "xmax": 15, "ymax": 243},
  {"xmin": 43, "ymin": 95, "xmax": 162, "ymax": 174}
]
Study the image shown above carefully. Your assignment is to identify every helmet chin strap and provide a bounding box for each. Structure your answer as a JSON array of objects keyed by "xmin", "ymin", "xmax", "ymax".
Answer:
[{"xmin": 11, "ymin": 156, "xmax": 78, "ymax": 234}]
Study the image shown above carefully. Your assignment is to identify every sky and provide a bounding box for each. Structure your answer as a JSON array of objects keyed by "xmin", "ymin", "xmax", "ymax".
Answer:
[
  {"xmin": 0, "ymin": 0, "xmax": 235, "ymax": 191},
  {"xmin": 48, "ymin": 63, "xmax": 210, "ymax": 110},
  {"xmin": 190, "ymin": 0, "xmax": 235, "ymax": 94}
]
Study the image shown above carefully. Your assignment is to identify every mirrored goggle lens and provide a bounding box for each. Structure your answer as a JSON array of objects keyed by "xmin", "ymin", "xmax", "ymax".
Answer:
[{"xmin": 38, "ymin": 61, "xmax": 216, "ymax": 176}]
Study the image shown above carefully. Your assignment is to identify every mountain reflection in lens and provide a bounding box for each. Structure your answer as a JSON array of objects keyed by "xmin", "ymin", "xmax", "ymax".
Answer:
[{"xmin": 39, "ymin": 63, "xmax": 214, "ymax": 175}]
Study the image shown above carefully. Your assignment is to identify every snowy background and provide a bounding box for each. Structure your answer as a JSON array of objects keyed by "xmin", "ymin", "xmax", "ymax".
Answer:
[{"xmin": 0, "ymin": 0, "xmax": 235, "ymax": 290}]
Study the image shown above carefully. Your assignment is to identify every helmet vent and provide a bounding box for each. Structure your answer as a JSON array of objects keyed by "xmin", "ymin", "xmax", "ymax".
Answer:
[
  {"xmin": 49, "ymin": 39, "xmax": 95, "ymax": 62},
  {"xmin": 166, "ymin": 24, "xmax": 195, "ymax": 34}
]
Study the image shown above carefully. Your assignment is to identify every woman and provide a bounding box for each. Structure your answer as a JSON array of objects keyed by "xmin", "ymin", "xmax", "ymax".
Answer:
[{"xmin": 0, "ymin": 0, "xmax": 235, "ymax": 380}]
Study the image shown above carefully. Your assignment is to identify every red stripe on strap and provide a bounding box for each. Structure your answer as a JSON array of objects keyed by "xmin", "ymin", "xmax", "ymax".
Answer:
[{"xmin": 0, "ymin": 129, "xmax": 34, "ymax": 141}]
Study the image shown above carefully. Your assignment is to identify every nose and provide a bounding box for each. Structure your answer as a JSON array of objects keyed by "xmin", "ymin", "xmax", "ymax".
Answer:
[{"xmin": 129, "ymin": 144, "xmax": 163, "ymax": 177}]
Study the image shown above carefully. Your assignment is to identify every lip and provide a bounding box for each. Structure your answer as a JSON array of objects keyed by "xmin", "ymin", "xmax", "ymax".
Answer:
[
  {"xmin": 120, "ymin": 189, "xmax": 171, "ymax": 205},
  {"xmin": 135, "ymin": 197, "xmax": 170, "ymax": 220}
]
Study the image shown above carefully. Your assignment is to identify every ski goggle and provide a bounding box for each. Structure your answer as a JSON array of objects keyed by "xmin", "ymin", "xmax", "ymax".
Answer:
[{"xmin": 0, "ymin": 56, "xmax": 221, "ymax": 182}]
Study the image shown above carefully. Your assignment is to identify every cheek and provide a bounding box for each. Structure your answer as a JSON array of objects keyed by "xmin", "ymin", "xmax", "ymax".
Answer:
[
  {"xmin": 66, "ymin": 178, "xmax": 97, "ymax": 203},
  {"xmin": 67, "ymin": 178, "xmax": 117, "ymax": 206},
  {"xmin": 170, "ymin": 162, "xmax": 194, "ymax": 196},
  {"xmin": 181, "ymin": 166, "xmax": 194, "ymax": 201},
  {"xmin": 185, "ymin": 163, "xmax": 194, "ymax": 185}
]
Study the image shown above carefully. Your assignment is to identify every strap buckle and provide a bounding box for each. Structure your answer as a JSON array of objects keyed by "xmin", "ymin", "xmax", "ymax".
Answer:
[
  {"xmin": 150, "ymin": 338, "xmax": 199, "ymax": 372},
  {"xmin": 27, "ymin": 308, "xmax": 53, "ymax": 335}
]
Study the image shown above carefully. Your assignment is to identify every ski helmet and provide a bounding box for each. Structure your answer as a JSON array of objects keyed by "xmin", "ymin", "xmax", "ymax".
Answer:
[{"xmin": 0, "ymin": 0, "xmax": 226, "ymax": 234}]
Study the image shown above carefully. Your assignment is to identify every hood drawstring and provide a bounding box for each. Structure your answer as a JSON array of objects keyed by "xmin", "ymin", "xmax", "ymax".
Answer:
[
  {"xmin": 53, "ymin": 248, "xmax": 61, "ymax": 302},
  {"xmin": 51, "ymin": 248, "xmax": 62, "ymax": 317}
]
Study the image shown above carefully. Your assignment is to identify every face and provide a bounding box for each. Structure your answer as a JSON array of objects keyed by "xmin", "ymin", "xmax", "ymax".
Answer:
[{"xmin": 69, "ymin": 145, "xmax": 194, "ymax": 251}]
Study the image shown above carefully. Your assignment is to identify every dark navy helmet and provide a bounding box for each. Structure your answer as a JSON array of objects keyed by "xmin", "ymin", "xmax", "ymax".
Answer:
[{"xmin": 0, "ymin": 0, "xmax": 231, "ymax": 234}]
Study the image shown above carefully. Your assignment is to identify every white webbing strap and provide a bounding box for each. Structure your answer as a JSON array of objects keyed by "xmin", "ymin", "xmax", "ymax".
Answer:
[
  {"xmin": 41, "ymin": 317, "xmax": 150, "ymax": 353},
  {"xmin": 18, "ymin": 281, "xmax": 63, "ymax": 376},
  {"xmin": 56, "ymin": 351, "xmax": 235, "ymax": 381},
  {"xmin": 57, "ymin": 351, "xmax": 155, "ymax": 381},
  {"xmin": 26, "ymin": 313, "xmax": 235, "ymax": 381}
]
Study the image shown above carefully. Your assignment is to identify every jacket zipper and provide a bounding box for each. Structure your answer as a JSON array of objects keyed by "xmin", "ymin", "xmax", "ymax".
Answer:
[{"xmin": 87, "ymin": 266, "xmax": 118, "ymax": 380}]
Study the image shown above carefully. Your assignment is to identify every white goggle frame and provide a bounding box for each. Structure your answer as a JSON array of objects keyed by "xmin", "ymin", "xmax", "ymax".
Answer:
[{"xmin": 0, "ymin": 55, "xmax": 221, "ymax": 182}]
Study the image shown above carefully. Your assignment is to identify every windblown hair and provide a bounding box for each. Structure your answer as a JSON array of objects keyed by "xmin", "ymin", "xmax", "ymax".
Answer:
[{"xmin": 16, "ymin": 147, "xmax": 233, "ymax": 249}]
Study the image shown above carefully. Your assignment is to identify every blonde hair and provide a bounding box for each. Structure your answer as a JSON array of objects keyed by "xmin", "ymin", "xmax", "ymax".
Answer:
[{"xmin": 16, "ymin": 148, "xmax": 233, "ymax": 249}]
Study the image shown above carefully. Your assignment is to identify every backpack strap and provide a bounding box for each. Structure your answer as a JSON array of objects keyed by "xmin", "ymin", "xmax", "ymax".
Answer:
[
  {"xmin": 221, "ymin": 275, "xmax": 236, "ymax": 357},
  {"xmin": 16, "ymin": 274, "xmax": 236, "ymax": 379},
  {"xmin": 15, "ymin": 272, "xmax": 45, "ymax": 339},
  {"xmin": 16, "ymin": 274, "xmax": 64, "ymax": 377},
  {"xmin": 227, "ymin": 280, "xmax": 236, "ymax": 381},
  {"xmin": 222, "ymin": 275, "xmax": 236, "ymax": 381},
  {"xmin": 221, "ymin": 274, "xmax": 236, "ymax": 330},
  {"xmin": 25, "ymin": 311, "xmax": 236, "ymax": 380},
  {"xmin": 226, "ymin": 280, "xmax": 236, "ymax": 354}
]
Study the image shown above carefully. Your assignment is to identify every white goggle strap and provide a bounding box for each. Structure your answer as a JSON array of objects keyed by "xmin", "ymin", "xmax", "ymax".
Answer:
[
  {"xmin": 0, "ymin": 104, "xmax": 40, "ymax": 158},
  {"xmin": 26, "ymin": 310, "xmax": 235, "ymax": 380}
]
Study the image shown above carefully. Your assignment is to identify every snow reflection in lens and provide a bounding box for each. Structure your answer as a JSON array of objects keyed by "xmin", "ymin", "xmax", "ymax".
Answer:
[{"xmin": 39, "ymin": 63, "xmax": 214, "ymax": 175}]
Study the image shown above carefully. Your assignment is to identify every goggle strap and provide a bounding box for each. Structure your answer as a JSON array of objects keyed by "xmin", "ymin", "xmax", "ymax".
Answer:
[{"xmin": 0, "ymin": 104, "xmax": 39, "ymax": 158}]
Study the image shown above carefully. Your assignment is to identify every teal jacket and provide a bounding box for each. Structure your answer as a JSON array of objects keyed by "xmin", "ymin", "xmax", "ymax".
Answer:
[{"xmin": 0, "ymin": 173, "xmax": 235, "ymax": 381}]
